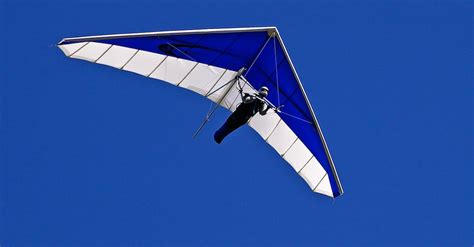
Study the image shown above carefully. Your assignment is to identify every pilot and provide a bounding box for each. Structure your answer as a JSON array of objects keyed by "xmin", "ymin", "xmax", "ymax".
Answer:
[{"xmin": 214, "ymin": 86, "xmax": 270, "ymax": 144}]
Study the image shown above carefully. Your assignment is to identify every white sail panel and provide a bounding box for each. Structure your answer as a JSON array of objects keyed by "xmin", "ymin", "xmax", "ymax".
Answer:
[
  {"xmin": 314, "ymin": 175, "xmax": 333, "ymax": 197},
  {"xmin": 149, "ymin": 56, "xmax": 197, "ymax": 85},
  {"xmin": 179, "ymin": 64, "xmax": 226, "ymax": 96},
  {"xmin": 71, "ymin": 42, "xmax": 111, "ymax": 62},
  {"xmin": 283, "ymin": 139, "xmax": 313, "ymax": 172},
  {"xmin": 249, "ymin": 111, "xmax": 280, "ymax": 140},
  {"xmin": 97, "ymin": 45, "xmax": 138, "ymax": 69},
  {"xmin": 299, "ymin": 157, "xmax": 327, "ymax": 189},
  {"xmin": 266, "ymin": 120, "xmax": 298, "ymax": 155},
  {"xmin": 123, "ymin": 50, "xmax": 166, "ymax": 76},
  {"xmin": 58, "ymin": 42, "xmax": 87, "ymax": 57}
]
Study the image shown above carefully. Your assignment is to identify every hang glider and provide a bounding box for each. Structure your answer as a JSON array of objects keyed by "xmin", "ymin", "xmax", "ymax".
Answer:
[{"xmin": 57, "ymin": 27, "xmax": 343, "ymax": 198}]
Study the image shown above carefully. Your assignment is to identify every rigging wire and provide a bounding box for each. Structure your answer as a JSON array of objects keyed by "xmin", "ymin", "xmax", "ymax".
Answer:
[
  {"xmin": 165, "ymin": 42, "xmax": 197, "ymax": 62},
  {"xmin": 244, "ymin": 34, "xmax": 274, "ymax": 77},
  {"xmin": 278, "ymin": 111, "xmax": 313, "ymax": 125},
  {"xmin": 273, "ymin": 35, "xmax": 281, "ymax": 107}
]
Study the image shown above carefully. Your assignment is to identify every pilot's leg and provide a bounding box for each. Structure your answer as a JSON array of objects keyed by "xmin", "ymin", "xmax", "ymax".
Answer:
[{"xmin": 214, "ymin": 113, "xmax": 249, "ymax": 144}]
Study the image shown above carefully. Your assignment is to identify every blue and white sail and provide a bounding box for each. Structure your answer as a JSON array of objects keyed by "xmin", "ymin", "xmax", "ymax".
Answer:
[{"xmin": 58, "ymin": 27, "xmax": 343, "ymax": 198}]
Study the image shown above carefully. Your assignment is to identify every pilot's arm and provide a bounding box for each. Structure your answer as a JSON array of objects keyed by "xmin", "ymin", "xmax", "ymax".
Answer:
[
  {"xmin": 242, "ymin": 93, "xmax": 254, "ymax": 103},
  {"xmin": 259, "ymin": 103, "xmax": 270, "ymax": 115}
]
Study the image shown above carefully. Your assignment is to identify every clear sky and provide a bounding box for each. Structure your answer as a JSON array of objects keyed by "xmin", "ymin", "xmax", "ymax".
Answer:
[{"xmin": 1, "ymin": 0, "xmax": 472, "ymax": 246}]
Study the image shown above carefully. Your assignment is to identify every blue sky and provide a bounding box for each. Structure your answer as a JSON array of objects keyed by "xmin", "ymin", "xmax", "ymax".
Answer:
[{"xmin": 1, "ymin": 0, "xmax": 472, "ymax": 246}]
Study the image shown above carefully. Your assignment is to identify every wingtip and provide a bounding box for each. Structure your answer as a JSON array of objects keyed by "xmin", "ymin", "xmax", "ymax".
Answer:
[{"xmin": 57, "ymin": 38, "xmax": 66, "ymax": 46}]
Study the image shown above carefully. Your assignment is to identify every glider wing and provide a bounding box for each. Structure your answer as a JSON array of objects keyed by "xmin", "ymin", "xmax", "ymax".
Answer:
[{"xmin": 58, "ymin": 27, "xmax": 343, "ymax": 197}]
